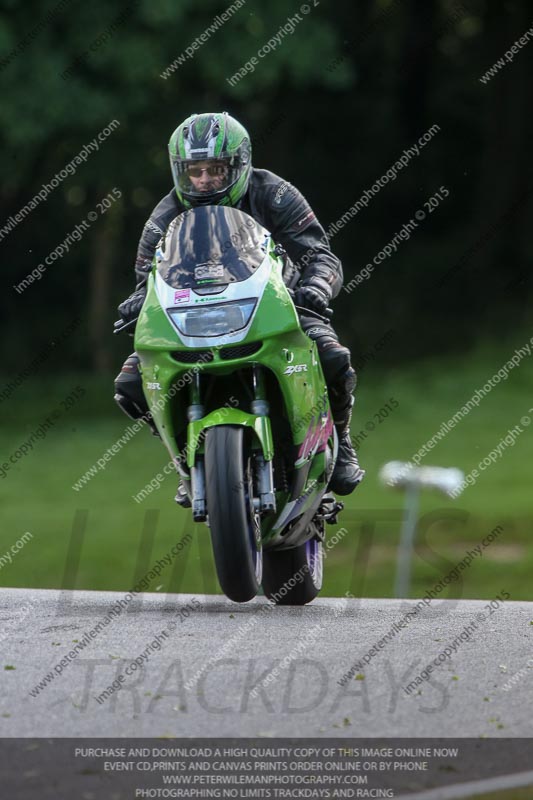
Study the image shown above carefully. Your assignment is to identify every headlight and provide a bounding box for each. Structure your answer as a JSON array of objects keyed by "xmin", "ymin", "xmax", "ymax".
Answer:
[{"xmin": 168, "ymin": 299, "xmax": 256, "ymax": 337}]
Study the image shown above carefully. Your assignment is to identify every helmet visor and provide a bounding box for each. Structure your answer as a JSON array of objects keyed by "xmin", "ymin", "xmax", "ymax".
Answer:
[{"xmin": 173, "ymin": 157, "xmax": 240, "ymax": 199}]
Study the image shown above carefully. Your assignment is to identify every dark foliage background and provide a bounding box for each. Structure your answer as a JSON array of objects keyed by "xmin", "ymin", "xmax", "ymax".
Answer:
[{"xmin": 1, "ymin": 0, "xmax": 531, "ymax": 373}]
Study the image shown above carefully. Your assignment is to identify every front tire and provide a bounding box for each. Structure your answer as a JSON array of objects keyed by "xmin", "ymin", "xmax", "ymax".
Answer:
[
  {"xmin": 262, "ymin": 534, "xmax": 323, "ymax": 606},
  {"xmin": 204, "ymin": 426, "xmax": 262, "ymax": 603}
]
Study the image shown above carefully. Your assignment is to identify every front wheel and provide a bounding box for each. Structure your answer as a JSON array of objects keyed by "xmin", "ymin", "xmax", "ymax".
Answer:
[
  {"xmin": 262, "ymin": 534, "xmax": 323, "ymax": 606},
  {"xmin": 204, "ymin": 426, "xmax": 262, "ymax": 603}
]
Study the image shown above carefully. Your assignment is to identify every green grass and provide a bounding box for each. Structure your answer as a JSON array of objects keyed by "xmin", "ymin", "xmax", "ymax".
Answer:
[
  {"xmin": 1, "ymin": 336, "xmax": 533, "ymax": 600},
  {"xmin": 455, "ymin": 789, "xmax": 533, "ymax": 800}
]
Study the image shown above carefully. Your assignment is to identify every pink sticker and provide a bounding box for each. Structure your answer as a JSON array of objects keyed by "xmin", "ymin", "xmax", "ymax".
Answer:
[{"xmin": 174, "ymin": 289, "xmax": 190, "ymax": 304}]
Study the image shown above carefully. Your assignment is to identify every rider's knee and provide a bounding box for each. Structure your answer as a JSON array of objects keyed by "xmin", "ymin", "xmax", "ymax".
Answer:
[{"xmin": 298, "ymin": 313, "xmax": 357, "ymax": 392}]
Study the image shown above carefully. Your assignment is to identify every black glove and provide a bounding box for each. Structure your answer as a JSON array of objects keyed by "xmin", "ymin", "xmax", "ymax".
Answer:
[
  {"xmin": 293, "ymin": 278, "xmax": 332, "ymax": 314},
  {"xmin": 117, "ymin": 288, "xmax": 146, "ymax": 323}
]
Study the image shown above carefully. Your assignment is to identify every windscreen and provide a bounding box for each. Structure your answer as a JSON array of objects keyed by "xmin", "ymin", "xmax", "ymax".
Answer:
[{"xmin": 156, "ymin": 205, "xmax": 268, "ymax": 290}]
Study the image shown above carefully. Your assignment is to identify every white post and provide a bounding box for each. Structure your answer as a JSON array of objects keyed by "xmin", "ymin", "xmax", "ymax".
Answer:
[
  {"xmin": 379, "ymin": 462, "xmax": 464, "ymax": 599},
  {"xmin": 394, "ymin": 482, "xmax": 420, "ymax": 599}
]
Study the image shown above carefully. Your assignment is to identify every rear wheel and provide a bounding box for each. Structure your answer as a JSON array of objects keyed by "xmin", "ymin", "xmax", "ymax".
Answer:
[
  {"xmin": 262, "ymin": 532, "xmax": 323, "ymax": 606},
  {"xmin": 204, "ymin": 426, "xmax": 262, "ymax": 602}
]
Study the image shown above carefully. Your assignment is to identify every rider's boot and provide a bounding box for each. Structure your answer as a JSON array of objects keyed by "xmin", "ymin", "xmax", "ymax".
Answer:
[
  {"xmin": 329, "ymin": 397, "xmax": 365, "ymax": 495},
  {"xmin": 114, "ymin": 353, "xmax": 160, "ymax": 436}
]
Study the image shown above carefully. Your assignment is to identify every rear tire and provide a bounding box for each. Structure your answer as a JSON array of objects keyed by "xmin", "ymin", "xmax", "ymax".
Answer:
[
  {"xmin": 205, "ymin": 426, "xmax": 262, "ymax": 603},
  {"xmin": 262, "ymin": 534, "xmax": 323, "ymax": 606}
]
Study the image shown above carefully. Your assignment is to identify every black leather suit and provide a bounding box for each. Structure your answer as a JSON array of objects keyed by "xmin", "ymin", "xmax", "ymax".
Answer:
[{"xmin": 115, "ymin": 168, "xmax": 356, "ymax": 429}]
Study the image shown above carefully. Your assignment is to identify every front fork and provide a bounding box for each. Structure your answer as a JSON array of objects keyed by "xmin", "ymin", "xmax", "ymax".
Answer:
[
  {"xmin": 187, "ymin": 366, "xmax": 276, "ymax": 523},
  {"xmin": 251, "ymin": 365, "xmax": 276, "ymax": 514},
  {"xmin": 188, "ymin": 371, "xmax": 206, "ymax": 522}
]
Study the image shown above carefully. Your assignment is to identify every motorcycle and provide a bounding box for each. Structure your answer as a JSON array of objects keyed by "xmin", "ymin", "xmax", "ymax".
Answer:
[{"xmin": 117, "ymin": 204, "xmax": 344, "ymax": 605}]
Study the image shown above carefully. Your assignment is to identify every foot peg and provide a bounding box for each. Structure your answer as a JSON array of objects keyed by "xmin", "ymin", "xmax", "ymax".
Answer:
[
  {"xmin": 318, "ymin": 495, "xmax": 344, "ymax": 525},
  {"xmin": 175, "ymin": 481, "xmax": 192, "ymax": 509}
]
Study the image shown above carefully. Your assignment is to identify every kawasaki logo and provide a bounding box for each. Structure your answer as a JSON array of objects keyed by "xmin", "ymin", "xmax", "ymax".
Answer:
[{"xmin": 193, "ymin": 296, "xmax": 227, "ymax": 303}]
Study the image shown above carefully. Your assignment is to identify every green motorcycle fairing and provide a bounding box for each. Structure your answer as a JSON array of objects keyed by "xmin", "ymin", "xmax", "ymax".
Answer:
[{"xmin": 134, "ymin": 205, "xmax": 335, "ymax": 545}]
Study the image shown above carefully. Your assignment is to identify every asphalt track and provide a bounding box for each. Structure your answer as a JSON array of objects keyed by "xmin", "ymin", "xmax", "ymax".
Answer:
[{"xmin": 1, "ymin": 588, "xmax": 532, "ymax": 739}]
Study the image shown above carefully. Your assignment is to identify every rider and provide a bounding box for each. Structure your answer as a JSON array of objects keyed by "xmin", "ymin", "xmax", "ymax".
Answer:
[{"xmin": 114, "ymin": 112, "xmax": 365, "ymax": 497}]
